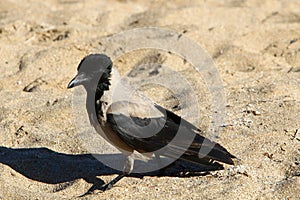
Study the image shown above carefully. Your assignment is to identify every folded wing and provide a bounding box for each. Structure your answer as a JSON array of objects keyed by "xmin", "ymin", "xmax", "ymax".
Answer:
[{"xmin": 105, "ymin": 100, "xmax": 235, "ymax": 169}]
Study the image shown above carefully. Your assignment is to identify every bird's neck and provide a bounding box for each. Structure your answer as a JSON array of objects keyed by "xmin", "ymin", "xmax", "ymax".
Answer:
[{"xmin": 85, "ymin": 79, "xmax": 111, "ymax": 127}]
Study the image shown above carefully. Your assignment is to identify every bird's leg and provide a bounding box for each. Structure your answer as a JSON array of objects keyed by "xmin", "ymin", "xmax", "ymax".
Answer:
[
  {"xmin": 154, "ymin": 154, "xmax": 163, "ymax": 169},
  {"xmin": 100, "ymin": 155, "xmax": 134, "ymax": 192},
  {"xmin": 153, "ymin": 154, "xmax": 168, "ymax": 175},
  {"xmin": 123, "ymin": 154, "xmax": 134, "ymax": 174}
]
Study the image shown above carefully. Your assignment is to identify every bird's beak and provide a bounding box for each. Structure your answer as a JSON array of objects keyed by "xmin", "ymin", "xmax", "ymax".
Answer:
[{"xmin": 67, "ymin": 72, "xmax": 89, "ymax": 89}]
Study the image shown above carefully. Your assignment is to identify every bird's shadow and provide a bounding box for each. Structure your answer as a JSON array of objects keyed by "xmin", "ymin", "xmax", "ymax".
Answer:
[{"xmin": 0, "ymin": 146, "xmax": 221, "ymax": 195}]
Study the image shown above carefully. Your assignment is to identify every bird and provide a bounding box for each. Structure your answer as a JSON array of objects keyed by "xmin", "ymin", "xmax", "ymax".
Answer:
[{"xmin": 67, "ymin": 53, "xmax": 235, "ymax": 193}]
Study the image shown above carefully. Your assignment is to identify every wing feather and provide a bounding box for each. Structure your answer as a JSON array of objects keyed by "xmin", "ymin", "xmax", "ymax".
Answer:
[{"xmin": 105, "ymin": 101, "xmax": 235, "ymax": 166}]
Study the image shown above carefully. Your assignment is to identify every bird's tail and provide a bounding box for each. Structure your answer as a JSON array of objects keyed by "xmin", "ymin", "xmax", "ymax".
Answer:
[{"xmin": 179, "ymin": 136, "xmax": 236, "ymax": 169}]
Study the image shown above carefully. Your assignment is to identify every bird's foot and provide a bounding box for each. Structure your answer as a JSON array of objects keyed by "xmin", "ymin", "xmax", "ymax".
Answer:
[
  {"xmin": 80, "ymin": 173, "xmax": 126, "ymax": 197},
  {"xmin": 79, "ymin": 184, "xmax": 102, "ymax": 197},
  {"xmin": 100, "ymin": 182, "xmax": 113, "ymax": 192},
  {"xmin": 79, "ymin": 177, "xmax": 106, "ymax": 197},
  {"xmin": 78, "ymin": 182, "xmax": 114, "ymax": 197},
  {"xmin": 78, "ymin": 181, "xmax": 113, "ymax": 197}
]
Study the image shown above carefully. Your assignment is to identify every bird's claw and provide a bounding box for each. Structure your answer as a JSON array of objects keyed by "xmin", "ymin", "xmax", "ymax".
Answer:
[{"xmin": 100, "ymin": 183, "xmax": 113, "ymax": 192}]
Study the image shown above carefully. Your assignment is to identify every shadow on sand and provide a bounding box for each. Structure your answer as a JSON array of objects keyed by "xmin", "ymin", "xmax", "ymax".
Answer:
[{"xmin": 0, "ymin": 146, "xmax": 222, "ymax": 195}]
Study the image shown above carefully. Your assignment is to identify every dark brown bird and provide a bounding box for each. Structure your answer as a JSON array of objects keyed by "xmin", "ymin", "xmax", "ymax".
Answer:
[{"xmin": 67, "ymin": 54, "xmax": 235, "ymax": 193}]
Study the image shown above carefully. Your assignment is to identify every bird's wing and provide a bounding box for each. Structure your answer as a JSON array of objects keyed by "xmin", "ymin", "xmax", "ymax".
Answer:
[{"xmin": 105, "ymin": 100, "xmax": 235, "ymax": 167}]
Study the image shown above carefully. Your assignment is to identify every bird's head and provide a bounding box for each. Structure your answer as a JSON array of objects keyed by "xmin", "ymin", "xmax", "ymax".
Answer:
[{"xmin": 67, "ymin": 54, "xmax": 112, "ymax": 90}]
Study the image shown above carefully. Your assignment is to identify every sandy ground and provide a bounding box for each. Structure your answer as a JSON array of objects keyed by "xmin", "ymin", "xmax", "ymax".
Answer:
[{"xmin": 0, "ymin": 0, "xmax": 300, "ymax": 199}]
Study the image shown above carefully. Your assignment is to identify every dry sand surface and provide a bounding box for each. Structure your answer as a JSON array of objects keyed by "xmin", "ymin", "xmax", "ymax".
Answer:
[{"xmin": 0, "ymin": 0, "xmax": 300, "ymax": 199}]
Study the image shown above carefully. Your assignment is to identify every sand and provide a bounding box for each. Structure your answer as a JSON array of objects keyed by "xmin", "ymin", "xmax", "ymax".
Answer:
[{"xmin": 0, "ymin": 0, "xmax": 299, "ymax": 199}]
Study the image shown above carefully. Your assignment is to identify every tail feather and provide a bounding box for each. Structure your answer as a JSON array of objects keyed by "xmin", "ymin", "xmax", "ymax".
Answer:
[
  {"xmin": 186, "ymin": 134, "xmax": 235, "ymax": 165},
  {"xmin": 179, "ymin": 154, "xmax": 224, "ymax": 170}
]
